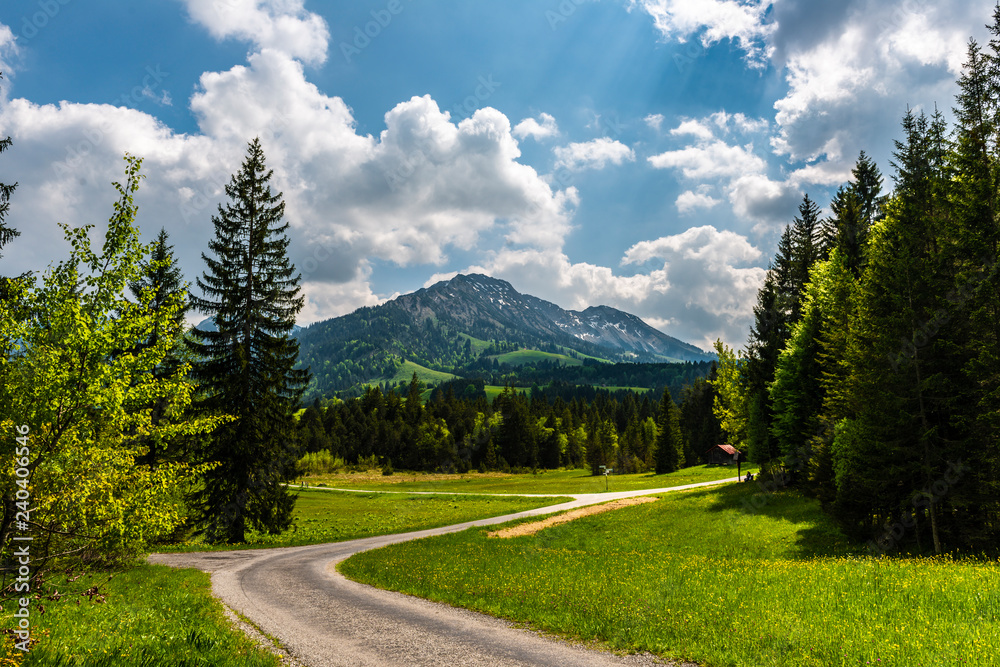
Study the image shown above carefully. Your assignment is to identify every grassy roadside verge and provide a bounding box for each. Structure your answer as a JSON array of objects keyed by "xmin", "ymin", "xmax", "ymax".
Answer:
[
  {"xmin": 5, "ymin": 565, "xmax": 282, "ymax": 667},
  {"xmin": 340, "ymin": 483, "xmax": 1000, "ymax": 667},
  {"xmin": 4, "ymin": 490, "xmax": 567, "ymax": 664},
  {"xmin": 300, "ymin": 464, "xmax": 756, "ymax": 495}
]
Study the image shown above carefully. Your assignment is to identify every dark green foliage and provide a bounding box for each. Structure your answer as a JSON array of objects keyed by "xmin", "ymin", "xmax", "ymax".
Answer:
[
  {"xmin": 788, "ymin": 195, "xmax": 823, "ymax": 324},
  {"xmin": 744, "ymin": 269, "xmax": 784, "ymax": 465},
  {"xmin": 296, "ymin": 375, "xmax": 721, "ymax": 476},
  {"xmin": 737, "ymin": 11, "xmax": 1000, "ymax": 554},
  {"xmin": 189, "ymin": 138, "xmax": 309, "ymax": 544},
  {"xmin": 655, "ymin": 388, "xmax": 683, "ymax": 474},
  {"xmin": 680, "ymin": 369, "xmax": 723, "ymax": 466},
  {"xmin": 496, "ymin": 386, "xmax": 537, "ymax": 468},
  {"xmin": 131, "ymin": 228, "xmax": 189, "ymax": 342},
  {"xmin": 130, "ymin": 228, "xmax": 191, "ymax": 466},
  {"xmin": 833, "ymin": 108, "xmax": 955, "ymax": 551},
  {"xmin": 769, "ymin": 257, "xmax": 831, "ymax": 482},
  {"xmin": 742, "ymin": 197, "xmax": 822, "ymax": 469},
  {"xmin": 821, "ymin": 152, "xmax": 884, "ymax": 275}
]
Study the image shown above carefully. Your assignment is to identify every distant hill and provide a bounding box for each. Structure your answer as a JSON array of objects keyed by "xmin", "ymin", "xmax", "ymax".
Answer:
[{"xmin": 295, "ymin": 273, "xmax": 713, "ymax": 397}]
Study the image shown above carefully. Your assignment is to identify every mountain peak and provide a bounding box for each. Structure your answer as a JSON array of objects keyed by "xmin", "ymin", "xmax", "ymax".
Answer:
[
  {"xmin": 425, "ymin": 273, "xmax": 514, "ymax": 294},
  {"xmin": 395, "ymin": 273, "xmax": 709, "ymax": 360},
  {"xmin": 296, "ymin": 275, "xmax": 714, "ymax": 395}
]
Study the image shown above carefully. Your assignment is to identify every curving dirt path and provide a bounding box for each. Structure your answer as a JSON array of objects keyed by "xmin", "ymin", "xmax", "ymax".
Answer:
[{"xmin": 149, "ymin": 477, "xmax": 737, "ymax": 667}]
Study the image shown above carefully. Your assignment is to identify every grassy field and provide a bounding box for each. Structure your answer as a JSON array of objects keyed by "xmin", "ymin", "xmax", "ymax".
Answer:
[
  {"xmin": 340, "ymin": 482, "xmax": 1000, "ymax": 667},
  {"xmin": 7, "ymin": 565, "xmax": 282, "ymax": 667},
  {"xmin": 483, "ymin": 384, "xmax": 529, "ymax": 401},
  {"xmin": 457, "ymin": 333, "xmax": 493, "ymax": 355},
  {"xmin": 155, "ymin": 488, "xmax": 568, "ymax": 552},
  {"xmin": 554, "ymin": 345, "xmax": 610, "ymax": 363},
  {"xmin": 387, "ymin": 359, "xmax": 458, "ymax": 387},
  {"xmin": 301, "ymin": 464, "xmax": 754, "ymax": 495}
]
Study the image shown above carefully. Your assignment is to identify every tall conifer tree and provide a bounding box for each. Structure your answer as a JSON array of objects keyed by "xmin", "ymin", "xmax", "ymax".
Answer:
[
  {"xmin": 130, "ymin": 228, "xmax": 189, "ymax": 366},
  {"xmin": 190, "ymin": 138, "xmax": 309, "ymax": 544},
  {"xmin": 130, "ymin": 228, "xmax": 191, "ymax": 466},
  {"xmin": 947, "ymin": 34, "xmax": 1000, "ymax": 548},
  {"xmin": 654, "ymin": 388, "xmax": 683, "ymax": 474},
  {"xmin": 833, "ymin": 110, "xmax": 953, "ymax": 551}
]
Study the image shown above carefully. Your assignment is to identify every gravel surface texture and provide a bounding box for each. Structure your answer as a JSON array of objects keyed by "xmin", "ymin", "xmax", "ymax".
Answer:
[{"xmin": 148, "ymin": 478, "xmax": 737, "ymax": 666}]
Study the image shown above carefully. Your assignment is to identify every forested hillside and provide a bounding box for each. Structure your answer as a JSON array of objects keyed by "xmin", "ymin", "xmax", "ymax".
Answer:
[{"xmin": 295, "ymin": 273, "xmax": 713, "ymax": 397}]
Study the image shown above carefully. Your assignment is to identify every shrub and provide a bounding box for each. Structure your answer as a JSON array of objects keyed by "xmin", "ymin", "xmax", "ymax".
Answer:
[{"xmin": 296, "ymin": 450, "xmax": 345, "ymax": 476}]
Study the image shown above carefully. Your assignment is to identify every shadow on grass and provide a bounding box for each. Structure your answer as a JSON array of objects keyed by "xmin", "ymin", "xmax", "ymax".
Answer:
[{"xmin": 694, "ymin": 482, "xmax": 856, "ymax": 559}]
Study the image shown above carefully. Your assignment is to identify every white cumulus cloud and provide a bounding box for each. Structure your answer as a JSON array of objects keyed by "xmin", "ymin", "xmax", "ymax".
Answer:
[
  {"xmin": 670, "ymin": 118, "xmax": 715, "ymax": 141},
  {"xmin": 0, "ymin": 23, "xmax": 17, "ymax": 79},
  {"xmin": 676, "ymin": 190, "xmax": 720, "ymax": 214},
  {"xmin": 649, "ymin": 139, "xmax": 764, "ymax": 180},
  {"xmin": 644, "ymin": 113, "xmax": 665, "ymax": 131},
  {"xmin": 628, "ymin": 0, "xmax": 775, "ymax": 65},
  {"xmin": 180, "ymin": 0, "xmax": 330, "ymax": 65},
  {"xmin": 0, "ymin": 48, "xmax": 576, "ymax": 324},
  {"xmin": 513, "ymin": 112, "xmax": 559, "ymax": 141},
  {"xmin": 554, "ymin": 137, "xmax": 636, "ymax": 171}
]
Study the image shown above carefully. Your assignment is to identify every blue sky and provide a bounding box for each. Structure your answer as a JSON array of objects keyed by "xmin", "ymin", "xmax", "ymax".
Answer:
[{"xmin": 0, "ymin": 0, "xmax": 992, "ymax": 349}]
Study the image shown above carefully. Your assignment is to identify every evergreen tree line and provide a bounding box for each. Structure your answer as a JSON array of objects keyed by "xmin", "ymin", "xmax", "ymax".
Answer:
[
  {"xmin": 727, "ymin": 16, "xmax": 1000, "ymax": 554},
  {"xmin": 295, "ymin": 369, "xmax": 723, "ymax": 476}
]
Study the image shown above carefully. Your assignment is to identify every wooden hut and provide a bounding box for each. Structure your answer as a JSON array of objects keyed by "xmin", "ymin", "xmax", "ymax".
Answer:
[{"xmin": 705, "ymin": 444, "xmax": 745, "ymax": 466}]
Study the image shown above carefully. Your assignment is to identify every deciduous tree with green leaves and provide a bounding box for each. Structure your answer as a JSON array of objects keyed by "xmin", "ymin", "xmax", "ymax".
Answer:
[
  {"xmin": 0, "ymin": 156, "xmax": 217, "ymax": 571},
  {"xmin": 709, "ymin": 339, "xmax": 748, "ymax": 448}
]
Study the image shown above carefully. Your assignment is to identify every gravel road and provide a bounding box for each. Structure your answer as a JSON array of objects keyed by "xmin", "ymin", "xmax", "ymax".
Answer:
[{"xmin": 149, "ymin": 478, "xmax": 736, "ymax": 666}]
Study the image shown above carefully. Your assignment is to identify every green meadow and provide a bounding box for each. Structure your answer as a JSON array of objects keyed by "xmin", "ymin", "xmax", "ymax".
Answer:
[
  {"xmin": 340, "ymin": 483, "xmax": 1000, "ymax": 667},
  {"xmin": 487, "ymin": 349, "xmax": 585, "ymax": 367},
  {"xmin": 302, "ymin": 463, "xmax": 753, "ymax": 495},
  {"xmin": 156, "ymin": 488, "xmax": 567, "ymax": 552},
  {"xmin": 385, "ymin": 359, "xmax": 458, "ymax": 386}
]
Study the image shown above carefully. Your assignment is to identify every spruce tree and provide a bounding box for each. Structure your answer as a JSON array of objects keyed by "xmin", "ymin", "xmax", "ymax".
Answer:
[
  {"xmin": 743, "ymin": 224, "xmax": 797, "ymax": 468},
  {"xmin": 190, "ymin": 138, "xmax": 309, "ymax": 544},
  {"xmin": 947, "ymin": 34, "xmax": 1000, "ymax": 549},
  {"xmin": 130, "ymin": 228, "xmax": 191, "ymax": 466},
  {"xmin": 130, "ymin": 229, "xmax": 189, "ymax": 365},
  {"xmin": 680, "ymin": 369, "xmax": 722, "ymax": 466},
  {"xmin": 654, "ymin": 388, "xmax": 682, "ymax": 474},
  {"xmin": 821, "ymin": 153, "xmax": 883, "ymax": 276},
  {"xmin": 788, "ymin": 195, "xmax": 822, "ymax": 324},
  {"xmin": 833, "ymin": 110, "xmax": 953, "ymax": 551}
]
